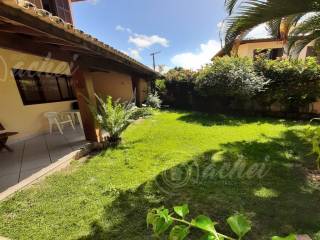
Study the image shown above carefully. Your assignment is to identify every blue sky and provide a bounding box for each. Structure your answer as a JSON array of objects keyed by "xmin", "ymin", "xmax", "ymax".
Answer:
[{"xmin": 72, "ymin": 0, "xmax": 269, "ymax": 71}]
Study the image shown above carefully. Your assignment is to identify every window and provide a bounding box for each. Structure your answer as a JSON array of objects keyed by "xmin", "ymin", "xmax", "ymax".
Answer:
[
  {"xmin": 13, "ymin": 69, "xmax": 75, "ymax": 105},
  {"xmin": 254, "ymin": 48, "xmax": 284, "ymax": 60}
]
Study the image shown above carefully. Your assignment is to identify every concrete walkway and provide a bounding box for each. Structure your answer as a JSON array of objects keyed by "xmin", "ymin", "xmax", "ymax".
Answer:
[{"xmin": 0, "ymin": 126, "xmax": 86, "ymax": 192}]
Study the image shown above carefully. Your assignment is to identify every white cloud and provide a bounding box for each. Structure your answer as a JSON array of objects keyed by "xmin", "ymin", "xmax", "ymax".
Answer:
[
  {"xmin": 116, "ymin": 25, "xmax": 125, "ymax": 32},
  {"xmin": 129, "ymin": 49, "xmax": 142, "ymax": 60},
  {"xmin": 129, "ymin": 34, "xmax": 169, "ymax": 49},
  {"xmin": 171, "ymin": 40, "xmax": 221, "ymax": 70},
  {"xmin": 246, "ymin": 24, "xmax": 270, "ymax": 39},
  {"xmin": 115, "ymin": 25, "xmax": 132, "ymax": 33}
]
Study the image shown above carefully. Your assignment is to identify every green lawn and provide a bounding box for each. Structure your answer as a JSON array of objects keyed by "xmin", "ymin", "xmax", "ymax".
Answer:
[{"xmin": 0, "ymin": 111, "xmax": 320, "ymax": 240}]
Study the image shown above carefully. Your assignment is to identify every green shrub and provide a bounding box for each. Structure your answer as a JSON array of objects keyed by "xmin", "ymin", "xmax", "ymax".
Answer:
[
  {"xmin": 158, "ymin": 57, "xmax": 320, "ymax": 116},
  {"xmin": 88, "ymin": 95, "xmax": 145, "ymax": 146},
  {"xmin": 162, "ymin": 67, "xmax": 197, "ymax": 109},
  {"xmin": 196, "ymin": 57, "xmax": 268, "ymax": 99},
  {"xmin": 165, "ymin": 67, "xmax": 196, "ymax": 83},
  {"xmin": 155, "ymin": 79, "xmax": 166, "ymax": 95},
  {"xmin": 146, "ymin": 92, "xmax": 162, "ymax": 108},
  {"xmin": 255, "ymin": 57, "xmax": 320, "ymax": 112}
]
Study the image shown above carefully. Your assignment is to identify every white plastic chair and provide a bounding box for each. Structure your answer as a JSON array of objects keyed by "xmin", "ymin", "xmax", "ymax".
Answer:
[{"xmin": 44, "ymin": 112, "xmax": 75, "ymax": 135}]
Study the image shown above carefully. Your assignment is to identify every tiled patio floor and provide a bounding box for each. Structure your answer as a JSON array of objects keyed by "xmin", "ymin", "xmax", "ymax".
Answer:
[{"xmin": 0, "ymin": 126, "xmax": 87, "ymax": 192}]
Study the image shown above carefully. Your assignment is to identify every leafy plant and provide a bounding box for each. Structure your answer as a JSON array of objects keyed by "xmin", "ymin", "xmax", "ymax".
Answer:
[
  {"xmin": 272, "ymin": 234, "xmax": 297, "ymax": 240},
  {"xmin": 146, "ymin": 92, "xmax": 162, "ymax": 109},
  {"xmin": 255, "ymin": 57, "xmax": 320, "ymax": 113},
  {"xmin": 147, "ymin": 204, "xmax": 252, "ymax": 240},
  {"xmin": 88, "ymin": 95, "xmax": 144, "ymax": 146},
  {"xmin": 307, "ymin": 118, "xmax": 320, "ymax": 170},
  {"xmin": 196, "ymin": 57, "xmax": 268, "ymax": 99},
  {"xmin": 147, "ymin": 204, "xmax": 298, "ymax": 240}
]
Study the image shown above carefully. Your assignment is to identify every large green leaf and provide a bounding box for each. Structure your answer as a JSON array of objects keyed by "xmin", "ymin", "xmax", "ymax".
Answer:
[
  {"xmin": 191, "ymin": 215, "xmax": 216, "ymax": 233},
  {"xmin": 227, "ymin": 214, "xmax": 251, "ymax": 238},
  {"xmin": 146, "ymin": 210, "xmax": 156, "ymax": 227},
  {"xmin": 153, "ymin": 215, "xmax": 173, "ymax": 235},
  {"xmin": 169, "ymin": 225, "xmax": 190, "ymax": 240},
  {"xmin": 200, "ymin": 234, "xmax": 224, "ymax": 240},
  {"xmin": 173, "ymin": 204, "xmax": 189, "ymax": 219},
  {"xmin": 272, "ymin": 234, "xmax": 297, "ymax": 240}
]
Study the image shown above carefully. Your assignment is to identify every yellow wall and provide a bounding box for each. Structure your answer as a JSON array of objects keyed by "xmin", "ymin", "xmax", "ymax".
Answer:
[
  {"xmin": 0, "ymin": 47, "xmax": 73, "ymax": 143},
  {"xmin": 238, "ymin": 41, "xmax": 313, "ymax": 59},
  {"xmin": 91, "ymin": 71, "xmax": 134, "ymax": 102}
]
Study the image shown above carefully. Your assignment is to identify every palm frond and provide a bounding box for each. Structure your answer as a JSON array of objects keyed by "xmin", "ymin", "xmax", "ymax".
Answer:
[
  {"xmin": 225, "ymin": 0, "xmax": 241, "ymax": 15},
  {"xmin": 266, "ymin": 18, "xmax": 282, "ymax": 38},
  {"xmin": 266, "ymin": 15, "xmax": 303, "ymax": 39},
  {"xmin": 288, "ymin": 13, "xmax": 320, "ymax": 53},
  {"xmin": 224, "ymin": 0, "xmax": 319, "ymax": 52}
]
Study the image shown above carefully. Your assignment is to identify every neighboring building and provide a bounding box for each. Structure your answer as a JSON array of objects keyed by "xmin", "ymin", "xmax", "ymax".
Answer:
[
  {"xmin": 0, "ymin": 0, "xmax": 156, "ymax": 143},
  {"xmin": 213, "ymin": 38, "xmax": 316, "ymax": 60}
]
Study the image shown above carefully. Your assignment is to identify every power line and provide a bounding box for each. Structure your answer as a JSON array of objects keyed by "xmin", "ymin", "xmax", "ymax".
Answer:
[{"xmin": 150, "ymin": 51, "xmax": 161, "ymax": 71}]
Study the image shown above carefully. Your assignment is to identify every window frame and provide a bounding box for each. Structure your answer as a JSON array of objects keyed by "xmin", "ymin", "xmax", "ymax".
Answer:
[{"xmin": 13, "ymin": 69, "xmax": 76, "ymax": 106}]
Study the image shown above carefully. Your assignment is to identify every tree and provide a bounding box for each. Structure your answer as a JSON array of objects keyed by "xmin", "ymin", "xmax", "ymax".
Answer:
[{"xmin": 223, "ymin": 0, "xmax": 320, "ymax": 56}]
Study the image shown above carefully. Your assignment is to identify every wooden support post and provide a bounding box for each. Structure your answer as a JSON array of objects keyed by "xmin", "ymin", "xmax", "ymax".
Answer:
[
  {"xmin": 72, "ymin": 68, "xmax": 100, "ymax": 142},
  {"xmin": 131, "ymin": 75, "xmax": 141, "ymax": 107}
]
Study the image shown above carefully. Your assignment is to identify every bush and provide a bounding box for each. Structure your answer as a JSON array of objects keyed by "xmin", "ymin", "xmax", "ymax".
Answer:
[
  {"xmin": 196, "ymin": 57, "xmax": 268, "ymax": 99},
  {"xmin": 157, "ymin": 57, "xmax": 320, "ymax": 117},
  {"xmin": 255, "ymin": 57, "xmax": 320, "ymax": 113},
  {"xmin": 88, "ymin": 95, "xmax": 146, "ymax": 146},
  {"xmin": 146, "ymin": 92, "xmax": 162, "ymax": 108},
  {"xmin": 155, "ymin": 79, "xmax": 166, "ymax": 95},
  {"xmin": 162, "ymin": 68, "xmax": 196, "ymax": 109}
]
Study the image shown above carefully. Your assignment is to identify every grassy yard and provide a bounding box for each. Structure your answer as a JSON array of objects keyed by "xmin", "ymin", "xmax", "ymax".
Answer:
[{"xmin": 0, "ymin": 111, "xmax": 319, "ymax": 240}]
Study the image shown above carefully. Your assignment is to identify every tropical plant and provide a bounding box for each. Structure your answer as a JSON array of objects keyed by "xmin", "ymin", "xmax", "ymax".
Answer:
[
  {"xmin": 147, "ymin": 204, "xmax": 296, "ymax": 240},
  {"xmin": 266, "ymin": 15, "xmax": 303, "ymax": 56},
  {"xmin": 146, "ymin": 91, "xmax": 162, "ymax": 109},
  {"xmin": 88, "ymin": 95, "xmax": 142, "ymax": 146},
  {"xmin": 223, "ymin": 0, "xmax": 320, "ymax": 56}
]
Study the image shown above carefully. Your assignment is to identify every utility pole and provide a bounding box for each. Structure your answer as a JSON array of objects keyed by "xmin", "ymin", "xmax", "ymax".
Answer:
[{"xmin": 150, "ymin": 51, "xmax": 161, "ymax": 71}]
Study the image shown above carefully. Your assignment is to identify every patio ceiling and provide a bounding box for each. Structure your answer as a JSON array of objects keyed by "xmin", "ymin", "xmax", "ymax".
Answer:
[{"xmin": 0, "ymin": 0, "xmax": 157, "ymax": 77}]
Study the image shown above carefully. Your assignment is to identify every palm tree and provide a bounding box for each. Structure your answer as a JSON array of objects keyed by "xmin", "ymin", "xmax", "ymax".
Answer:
[
  {"xmin": 223, "ymin": 0, "xmax": 320, "ymax": 55},
  {"xmin": 223, "ymin": 1, "xmax": 301, "ymax": 57},
  {"xmin": 266, "ymin": 15, "xmax": 302, "ymax": 57}
]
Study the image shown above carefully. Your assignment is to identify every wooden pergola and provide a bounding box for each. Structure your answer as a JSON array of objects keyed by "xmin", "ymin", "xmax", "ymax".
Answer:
[{"xmin": 0, "ymin": 0, "xmax": 157, "ymax": 142}]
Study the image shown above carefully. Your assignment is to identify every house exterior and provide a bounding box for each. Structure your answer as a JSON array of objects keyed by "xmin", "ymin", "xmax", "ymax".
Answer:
[
  {"xmin": 0, "ymin": 0, "xmax": 156, "ymax": 144},
  {"xmin": 214, "ymin": 38, "xmax": 316, "ymax": 60}
]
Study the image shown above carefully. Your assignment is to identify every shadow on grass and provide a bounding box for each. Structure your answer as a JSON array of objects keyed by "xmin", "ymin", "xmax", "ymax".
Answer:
[
  {"xmin": 78, "ymin": 130, "xmax": 320, "ymax": 240},
  {"xmin": 177, "ymin": 111, "xmax": 302, "ymax": 127}
]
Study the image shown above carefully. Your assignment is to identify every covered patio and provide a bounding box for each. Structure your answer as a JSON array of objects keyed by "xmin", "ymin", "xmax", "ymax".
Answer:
[
  {"xmin": 0, "ymin": 0, "xmax": 155, "ymax": 197},
  {"xmin": 0, "ymin": 126, "xmax": 86, "ymax": 192}
]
